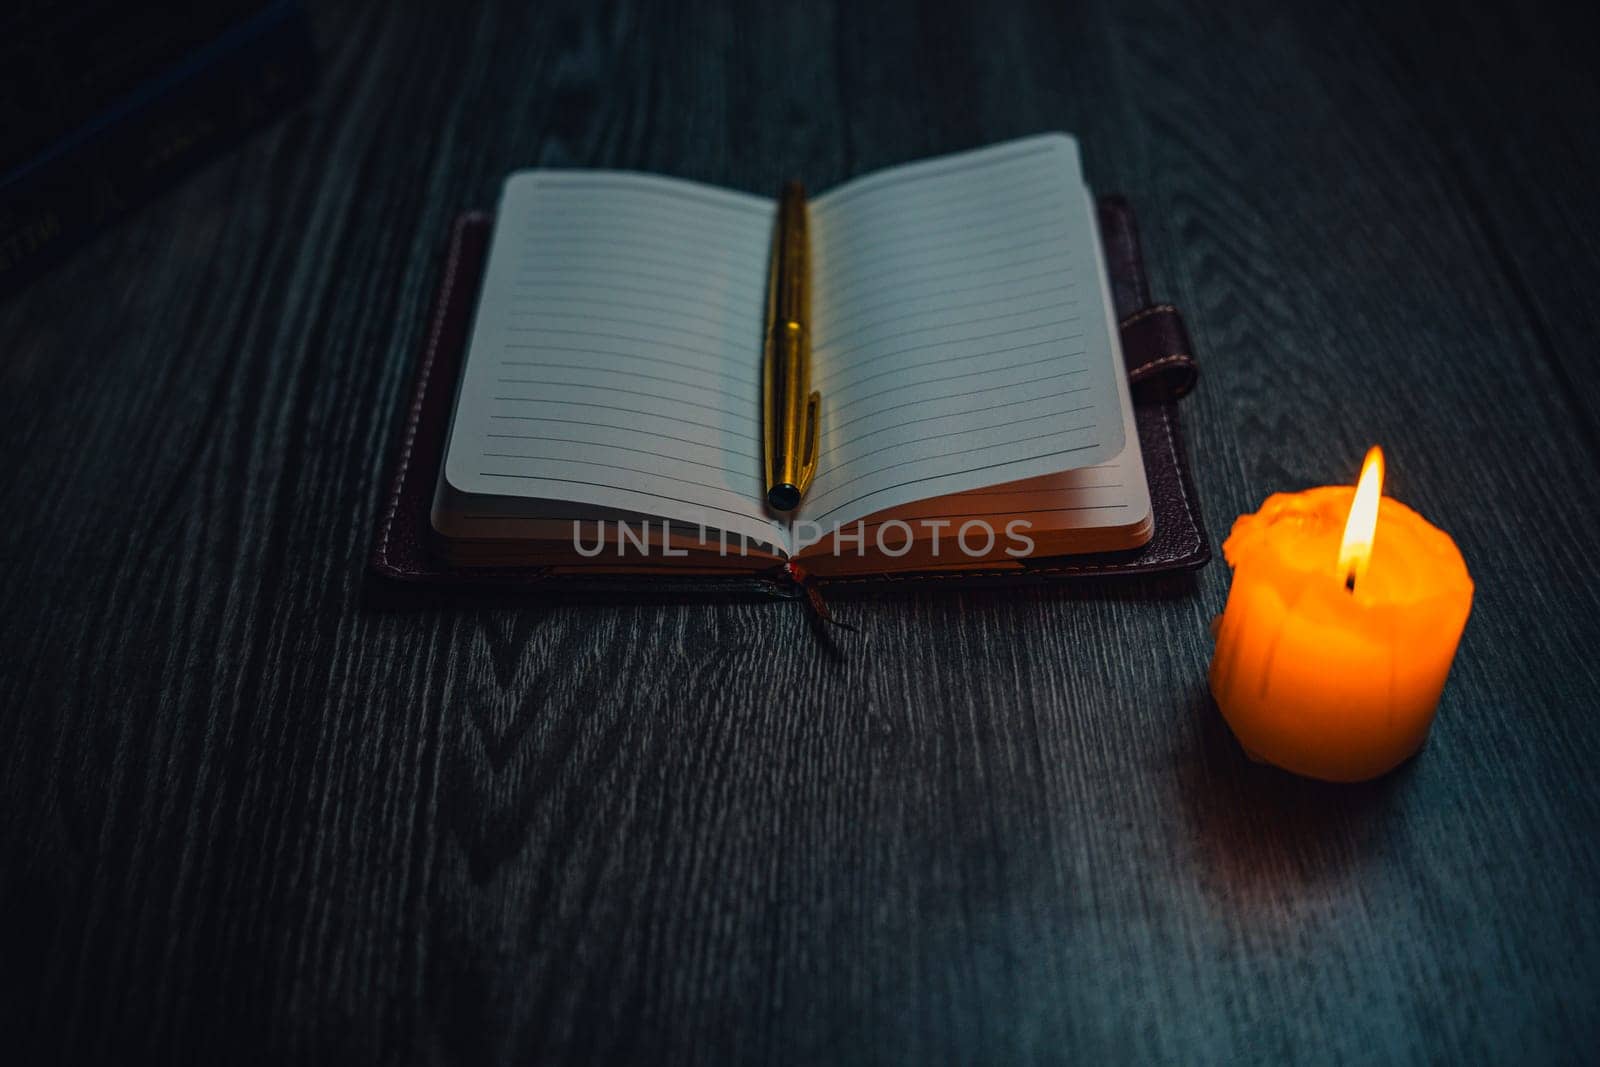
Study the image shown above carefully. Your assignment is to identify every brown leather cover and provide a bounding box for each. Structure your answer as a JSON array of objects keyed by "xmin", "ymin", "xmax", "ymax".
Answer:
[{"xmin": 368, "ymin": 197, "xmax": 1209, "ymax": 599}]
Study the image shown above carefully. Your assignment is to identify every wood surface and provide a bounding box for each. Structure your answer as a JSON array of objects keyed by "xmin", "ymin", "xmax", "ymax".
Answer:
[{"xmin": 1, "ymin": 1, "xmax": 1597, "ymax": 1062}]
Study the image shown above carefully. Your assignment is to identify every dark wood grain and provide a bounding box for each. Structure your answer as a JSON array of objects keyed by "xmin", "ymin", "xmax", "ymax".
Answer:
[{"xmin": 2, "ymin": 1, "xmax": 1598, "ymax": 1063}]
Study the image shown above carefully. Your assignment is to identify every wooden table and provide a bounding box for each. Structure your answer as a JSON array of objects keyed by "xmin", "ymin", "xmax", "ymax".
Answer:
[{"xmin": 3, "ymin": 2, "xmax": 1597, "ymax": 1062}]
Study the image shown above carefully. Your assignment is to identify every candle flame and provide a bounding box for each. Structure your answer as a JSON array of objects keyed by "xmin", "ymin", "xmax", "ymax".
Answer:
[{"xmin": 1338, "ymin": 446, "xmax": 1385, "ymax": 592}]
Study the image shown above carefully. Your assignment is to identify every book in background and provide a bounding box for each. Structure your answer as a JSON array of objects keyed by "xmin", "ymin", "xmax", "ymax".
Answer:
[{"xmin": 0, "ymin": 1, "xmax": 316, "ymax": 297}]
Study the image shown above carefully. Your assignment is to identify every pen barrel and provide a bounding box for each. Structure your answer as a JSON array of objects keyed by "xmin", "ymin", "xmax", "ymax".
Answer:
[
  {"xmin": 772, "ymin": 183, "xmax": 809, "ymax": 326},
  {"xmin": 762, "ymin": 182, "xmax": 818, "ymax": 512},
  {"xmin": 765, "ymin": 317, "xmax": 809, "ymax": 466}
]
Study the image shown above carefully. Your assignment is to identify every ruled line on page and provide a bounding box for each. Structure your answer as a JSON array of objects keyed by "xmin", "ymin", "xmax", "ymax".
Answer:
[
  {"xmin": 487, "ymin": 421, "xmax": 758, "ymax": 461},
  {"xmin": 814, "ymin": 274, "xmax": 1068, "ymax": 341},
  {"xmin": 831, "ymin": 375, "xmax": 1091, "ymax": 435},
  {"xmin": 513, "ymin": 264, "xmax": 761, "ymax": 300},
  {"xmin": 823, "ymin": 214, "xmax": 1070, "ymax": 277},
  {"xmin": 831, "ymin": 446, "xmax": 1146, "ymax": 552},
  {"xmin": 816, "ymin": 299, "xmax": 1074, "ymax": 359},
  {"xmin": 816, "ymin": 249, "xmax": 1073, "ymax": 306},
  {"xmin": 479, "ymin": 454, "xmax": 758, "ymax": 497},
  {"xmin": 817, "ymin": 190, "xmax": 1076, "ymax": 271},
  {"xmin": 819, "ymin": 217, "xmax": 1075, "ymax": 295},
  {"xmin": 496, "ymin": 367, "xmax": 750, "ymax": 406},
  {"xmin": 804, "ymin": 423, "xmax": 1100, "ymax": 506},
  {"xmin": 503, "ymin": 326, "xmax": 745, "ymax": 363},
  {"xmin": 492, "ymin": 384, "xmax": 758, "ymax": 424},
  {"xmin": 818, "ymin": 174, "xmax": 1068, "ymax": 235},
  {"xmin": 819, "ymin": 265, "xmax": 1080, "ymax": 340},
  {"xmin": 515, "ymin": 259, "xmax": 758, "ymax": 300},
  {"xmin": 525, "ymin": 233, "xmax": 767, "ymax": 270},
  {"xmin": 505, "ymin": 304, "xmax": 761, "ymax": 344},
  {"xmin": 518, "ymin": 249, "xmax": 758, "ymax": 292},
  {"xmin": 809, "ymin": 443, "xmax": 1103, "ymax": 522},
  {"xmin": 470, "ymin": 473, "xmax": 763, "ymax": 526},
  {"xmin": 817, "ymin": 142, "xmax": 1064, "ymax": 215},
  {"xmin": 506, "ymin": 313, "xmax": 754, "ymax": 352},
  {"xmin": 509, "ymin": 295, "xmax": 759, "ymax": 335},
  {"xmin": 845, "ymin": 461, "xmax": 1143, "ymax": 541},
  {"xmin": 488, "ymin": 397, "xmax": 758, "ymax": 439},
  {"xmin": 824, "ymin": 336, "xmax": 1086, "ymax": 398},
  {"xmin": 824, "ymin": 166, "xmax": 1061, "ymax": 222},
  {"xmin": 499, "ymin": 348, "xmax": 750, "ymax": 389},
  {"xmin": 526, "ymin": 211, "xmax": 766, "ymax": 249},
  {"xmin": 509, "ymin": 278, "xmax": 752, "ymax": 319},
  {"xmin": 817, "ymin": 321, "xmax": 1086, "ymax": 390},
  {"xmin": 961, "ymin": 480, "xmax": 1124, "ymax": 496},
  {"xmin": 523, "ymin": 214, "xmax": 766, "ymax": 252},
  {"xmin": 814, "ymin": 283, "xmax": 1067, "ymax": 350},
  {"xmin": 827, "ymin": 404, "xmax": 1098, "ymax": 467},
  {"xmin": 483, "ymin": 438, "xmax": 756, "ymax": 480},
  {"xmin": 526, "ymin": 173, "xmax": 774, "ymax": 218},
  {"xmin": 833, "ymin": 358, "xmax": 1088, "ymax": 421},
  {"xmin": 850, "ymin": 503, "xmax": 1129, "ymax": 528},
  {"xmin": 818, "ymin": 388, "xmax": 1095, "ymax": 461},
  {"xmin": 524, "ymin": 192, "xmax": 768, "ymax": 227}
]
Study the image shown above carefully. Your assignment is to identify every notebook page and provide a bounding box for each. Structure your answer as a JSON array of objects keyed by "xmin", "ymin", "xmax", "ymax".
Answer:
[
  {"xmin": 795, "ymin": 306, "xmax": 1152, "ymax": 572},
  {"xmin": 794, "ymin": 135, "xmax": 1124, "ymax": 529},
  {"xmin": 439, "ymin": 171, "xmax": 788, "ymax": 552},
  {"xmin": 869, "ymin": 192, "xmax": 1152, "ymax": 547}
]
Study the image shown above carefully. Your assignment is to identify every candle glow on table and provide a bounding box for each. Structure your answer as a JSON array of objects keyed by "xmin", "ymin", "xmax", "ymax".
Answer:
[{"xmin": 1208, "ymin": 447, "xmax": 1474, "ymax": 782}]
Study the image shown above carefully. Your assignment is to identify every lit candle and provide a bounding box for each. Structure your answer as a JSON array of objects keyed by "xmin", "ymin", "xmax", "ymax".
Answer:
[{"xmin": 1208, "ymin": 447, "xmax": 1474, "ymax": 782}]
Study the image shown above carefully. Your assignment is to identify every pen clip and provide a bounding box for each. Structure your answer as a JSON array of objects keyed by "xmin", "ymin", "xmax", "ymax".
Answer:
[{"xmin": 797, "ymin": 390, "xmax": 820, "ymax": 493}]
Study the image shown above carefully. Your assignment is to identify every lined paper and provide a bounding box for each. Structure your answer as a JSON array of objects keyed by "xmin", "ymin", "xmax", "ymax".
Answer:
[
  {"xmin": 794, "ymin": 135, "xmax": 1124, "ymax": 529},
  {"xmin": 437, "ymin": 134, "xmax": 1141, "ymax": 562},
  {"xmin": 438, "ymin": 171, "xmax": 789, "ymax": 551}
]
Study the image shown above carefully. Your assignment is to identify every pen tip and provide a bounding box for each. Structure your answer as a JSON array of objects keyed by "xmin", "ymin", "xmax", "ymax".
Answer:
[{"xmin": 767, "ymin": 484, "xmax": 801, "ymax": 512}]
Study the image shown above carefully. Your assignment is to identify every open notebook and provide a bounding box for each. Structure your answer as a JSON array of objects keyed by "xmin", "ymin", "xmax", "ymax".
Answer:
[{"xmin": 431, "ymin": 134, "xmax": 1152, "ymax": 577}]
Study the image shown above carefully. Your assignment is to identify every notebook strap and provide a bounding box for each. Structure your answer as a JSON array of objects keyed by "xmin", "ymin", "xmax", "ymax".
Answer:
[{"xmin": 1119, "ymin": 303, "xmax": 1198, "ymax": 401}]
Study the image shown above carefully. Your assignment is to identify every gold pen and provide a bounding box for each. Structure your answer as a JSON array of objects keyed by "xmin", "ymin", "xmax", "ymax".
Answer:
[{"xmin": 762, "ymin": 180, "xmax": 820, "ymax": 512}]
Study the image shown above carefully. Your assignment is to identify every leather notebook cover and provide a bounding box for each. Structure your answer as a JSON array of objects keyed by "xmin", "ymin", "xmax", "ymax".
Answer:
[{"xmin": 369, "ymin": 196, "xmax": 1209, "ymax": 599}]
